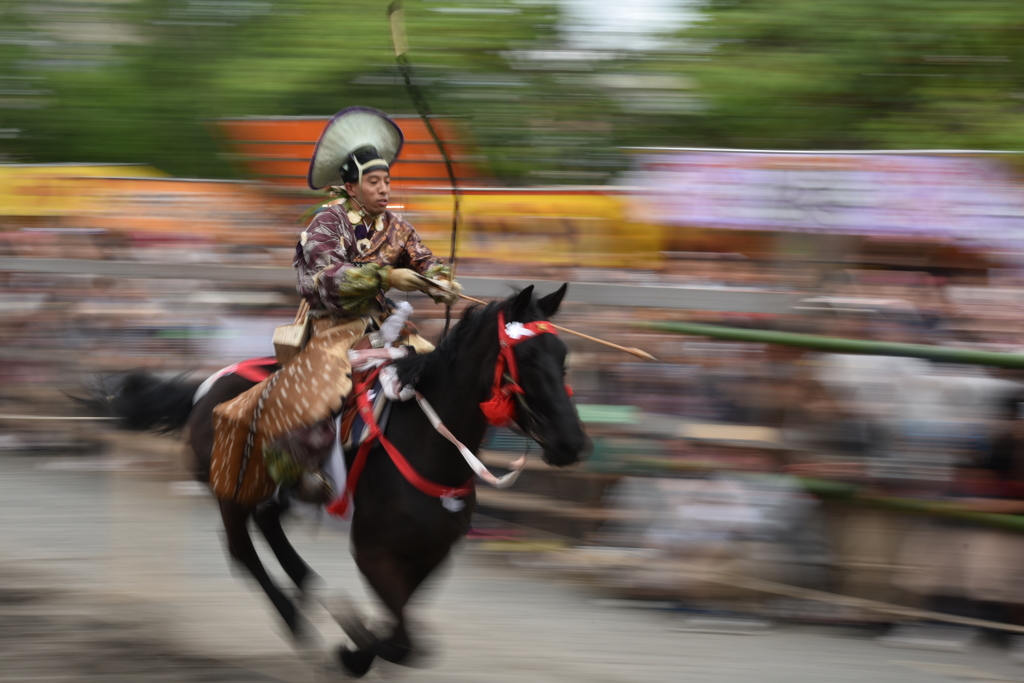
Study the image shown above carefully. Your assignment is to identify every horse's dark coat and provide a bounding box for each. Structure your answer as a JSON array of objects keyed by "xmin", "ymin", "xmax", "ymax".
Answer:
[{"xmin": 94, "ymin": 285, "xmax": 587, "ymax": 676}]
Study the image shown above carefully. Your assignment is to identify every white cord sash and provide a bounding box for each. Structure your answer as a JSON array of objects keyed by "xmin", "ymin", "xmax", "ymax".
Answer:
[{"xmin": 414, "ymin": 392, "xmax": 526, "ymax": 488}]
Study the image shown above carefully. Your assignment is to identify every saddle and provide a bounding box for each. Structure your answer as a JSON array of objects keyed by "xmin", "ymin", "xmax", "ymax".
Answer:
[{"xmin": 209, "ymin": 306, "xmax": 430, "ymax": 507}]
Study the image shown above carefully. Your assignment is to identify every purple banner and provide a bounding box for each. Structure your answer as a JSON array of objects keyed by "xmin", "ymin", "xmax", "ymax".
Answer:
[{"xmin": 634, "ymin": 152, "xmax": 1024, "ymax": 250}]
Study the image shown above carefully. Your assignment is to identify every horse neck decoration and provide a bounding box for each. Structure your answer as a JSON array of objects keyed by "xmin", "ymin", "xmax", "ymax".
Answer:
[
  {"xmin": 478, "ymin": 310, "xmax": 561, "ymax": 428},
  {"xmin": 393, "ymin": 284, "xmax": 585, "ymax": 472},
  {"xmin": 330, "ymin": 300, "xmax": 568, "ymax": 517},
  {"xmin": 88, "ymin": 283, "xmax": 588, "ymax": 678}
]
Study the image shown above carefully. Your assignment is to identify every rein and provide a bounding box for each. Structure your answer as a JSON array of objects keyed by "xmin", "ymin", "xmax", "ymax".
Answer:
[
  {"xmin": 326, "ymin": 364, "xmax": 474, "ymax": 518},
  {"xmin": 325, "ymin": 310, "xmax": 564, "ymax": 517},
  {"xmin": 415, "ymin": 391, "xmax": 525, "ymax": 488}
]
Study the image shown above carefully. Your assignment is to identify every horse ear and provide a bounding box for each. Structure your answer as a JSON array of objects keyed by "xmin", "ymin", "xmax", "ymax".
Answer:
[
  {"xmin": 537, "ymin": 283, "xmax": 568, "ymax": 318},
  {"xmin": 510, "ymin": 285, "xmax": 534, "ymax": 317}
]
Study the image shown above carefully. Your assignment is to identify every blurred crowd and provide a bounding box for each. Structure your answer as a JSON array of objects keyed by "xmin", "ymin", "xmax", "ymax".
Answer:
[
  {"xmin": 5, "ymin": 208, "xmax": 1024, "ymax": 642},
  {"xmin": 6, "ymin": 0, "xmax": 1024, "ymax": 667},
  {"xmin": 558, "ymin": 257, "xmax": 1024, "ymax": 638}
]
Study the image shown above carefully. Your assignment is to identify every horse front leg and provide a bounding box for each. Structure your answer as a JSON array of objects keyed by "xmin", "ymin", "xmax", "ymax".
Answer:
[
  {"xmin": 219, "ymin": 498, "xmax": 306, "ymax": 639},
  {"xmin": 350, "ymin": 544, "xmax": 451, "ymax": 666}
]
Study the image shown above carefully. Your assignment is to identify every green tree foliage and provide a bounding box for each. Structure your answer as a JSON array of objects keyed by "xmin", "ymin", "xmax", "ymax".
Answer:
[
  {"xmin": 0, "ymin": 0, "xmax": 619, "ymax": 182},
  {"xmin": 5, "ymin": 1, "xmax": 1021, "ymax": 182},
  {"xmin": 671, "ymin": 0, "xmax": 1024, "ymax": 151}
]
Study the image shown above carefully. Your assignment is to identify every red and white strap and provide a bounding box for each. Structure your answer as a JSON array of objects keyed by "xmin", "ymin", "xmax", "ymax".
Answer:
[{"xmin": 415, "ymin": 391, "xmax": 526, "ymax": 488}]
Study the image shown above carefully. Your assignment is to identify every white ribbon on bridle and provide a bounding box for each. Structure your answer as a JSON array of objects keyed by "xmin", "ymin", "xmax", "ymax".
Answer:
[
  {"xmin": 346, "ymin": 301, "xmax": 526, "ymax": 490},
  {"xmin": 414, "ymin": 391, "xmax": 526, "ymax": 489}
]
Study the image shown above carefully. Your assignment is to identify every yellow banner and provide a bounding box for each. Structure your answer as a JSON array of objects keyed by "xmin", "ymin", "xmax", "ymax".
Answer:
[
  {"xmin": 0, "ymin": 165, "xmax": 165, "ymax": 217},
  {"xmin": 405, "ymin": 192, "xmax": 663, "ymax": 267}
]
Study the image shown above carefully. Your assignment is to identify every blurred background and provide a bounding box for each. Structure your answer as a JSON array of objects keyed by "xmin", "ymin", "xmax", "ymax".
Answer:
[{"xmin": 5, "ymin": 1, "xmax": 1024, "ymax": 680}]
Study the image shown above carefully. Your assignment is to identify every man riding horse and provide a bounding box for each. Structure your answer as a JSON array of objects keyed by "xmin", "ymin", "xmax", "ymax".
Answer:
[
  {"xmin": 210, "ymin": 107, "xmax": 462, "ymax": 505},
  {"xmin": 89, "ymin": 110, "xmax": 588, "ymax": 670}
]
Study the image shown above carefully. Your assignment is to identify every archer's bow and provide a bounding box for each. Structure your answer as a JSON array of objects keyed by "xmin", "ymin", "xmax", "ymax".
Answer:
[{"xmin": 388, "ymin": 1, "xmax": 460, "ymax": 336}]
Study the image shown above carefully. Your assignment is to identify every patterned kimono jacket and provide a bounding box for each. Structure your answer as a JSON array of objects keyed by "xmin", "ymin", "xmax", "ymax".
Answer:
[
  {"xmin": 209, "ymin": 200, "xmax": 450, "ymax": 504},
  {"xmin": 295, "ymin": 200, "xmax": 449, "ymax": 317}
]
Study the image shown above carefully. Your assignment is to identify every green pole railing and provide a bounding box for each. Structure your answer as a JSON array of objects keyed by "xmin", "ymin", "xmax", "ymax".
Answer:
[
  {"xmin": 633, "ymin": 321, "xmax": 1024, "ymax": 529},
  {"xmin": 799, "ymin": 478, "xmax": 1024, "ymax": 532},
  {"xmin": 641, "ymin": 321, "xmax": 1024, "ymax": 369}
]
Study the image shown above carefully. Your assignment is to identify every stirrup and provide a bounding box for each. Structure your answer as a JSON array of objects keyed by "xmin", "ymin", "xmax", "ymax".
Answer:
[{"xmin": 291, "ymin": 470, "xmax": 335, "ymax": 505}]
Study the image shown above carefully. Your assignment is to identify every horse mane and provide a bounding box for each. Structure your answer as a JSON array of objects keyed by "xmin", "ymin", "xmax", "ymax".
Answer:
[
  {"xmin": 394, "ymin": 300, "xmax": 496, "ymax": 390},
  {"xmin": 396, "ymin": 293, "xmax": 537, "ymax": 391}
]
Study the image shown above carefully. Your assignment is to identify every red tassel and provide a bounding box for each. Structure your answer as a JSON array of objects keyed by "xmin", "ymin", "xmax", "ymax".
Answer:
[{"xmin": 480, "ymin": 393, "xmax": 517, "ymax": 427}]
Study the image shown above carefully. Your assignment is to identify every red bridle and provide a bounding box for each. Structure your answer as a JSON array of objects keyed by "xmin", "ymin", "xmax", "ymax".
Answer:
[
  {"xmin": 479, "ymin": 311, "xmax": 571, "ymax": 427},
  {"xmin": 325, "ymin": 309, "xmax": 572, "ymax": 518}
]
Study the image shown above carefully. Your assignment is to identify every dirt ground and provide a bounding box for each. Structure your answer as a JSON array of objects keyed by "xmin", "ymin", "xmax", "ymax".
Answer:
[
  {"xmin": 6, "ymin": 452, "xmax": 1024, "ymax": 683},
  {"xmin": 0, "ymin": 562, "xmax": 290, "ymax": 682}
]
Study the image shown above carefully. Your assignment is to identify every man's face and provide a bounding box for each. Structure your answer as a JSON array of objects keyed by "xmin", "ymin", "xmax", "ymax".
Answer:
[{"xmin": 345, "ymin": 169, "xmax": 390, "ymax": 216}]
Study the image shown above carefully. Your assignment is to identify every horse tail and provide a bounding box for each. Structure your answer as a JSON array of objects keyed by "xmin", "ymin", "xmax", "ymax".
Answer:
[{"xmin": 79, "ymin": 370, "xmax": 202, "ymax": 433}]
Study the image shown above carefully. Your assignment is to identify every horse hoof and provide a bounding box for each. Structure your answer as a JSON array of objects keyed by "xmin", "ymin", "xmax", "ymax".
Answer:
[
  {"xmin": 374, "ymin": 639, "xmax": 413, "ymax": 665},
  {"xmin": 336, "ymin": 646, "xmax": 375, "ymax": 678},
  {"xmin": 336, "ymin": 613, "xmax": 376, "ymax": 652}
]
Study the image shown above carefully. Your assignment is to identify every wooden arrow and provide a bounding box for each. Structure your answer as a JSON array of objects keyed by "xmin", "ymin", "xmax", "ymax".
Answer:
[
  {"xmin": 460, "ymin": 292, "xmax": 658, "ymax": 362},
  {"xmin": 409, "ymin": 273, "xmax": 659, "ymax": 361}
]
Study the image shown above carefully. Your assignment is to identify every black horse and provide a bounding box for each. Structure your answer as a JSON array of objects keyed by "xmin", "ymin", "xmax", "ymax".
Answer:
[{"xmin": 93, "ymin": 284, "xmax": 588, "ymax": 676}]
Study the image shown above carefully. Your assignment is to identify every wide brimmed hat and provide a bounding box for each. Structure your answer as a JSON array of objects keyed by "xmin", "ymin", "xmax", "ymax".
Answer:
[{"xmin": 307, "ymin": 106, "xmax": 404, "ymax": 190}]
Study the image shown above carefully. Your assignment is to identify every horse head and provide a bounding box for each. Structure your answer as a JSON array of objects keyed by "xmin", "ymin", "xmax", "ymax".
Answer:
[
  {"xmin": 501, "ymin": 284, "xmax": 590, "ymax": 467},
  {"xmin": 395, "ymin": 283, "xmax": 590, "ymax": 468}
]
